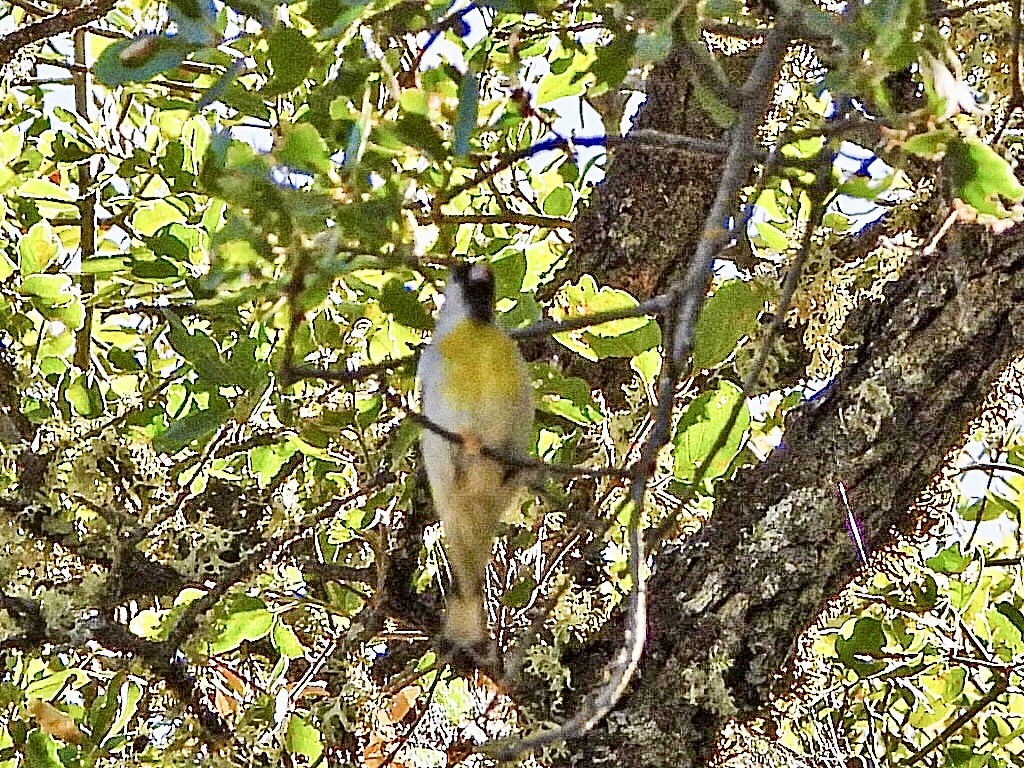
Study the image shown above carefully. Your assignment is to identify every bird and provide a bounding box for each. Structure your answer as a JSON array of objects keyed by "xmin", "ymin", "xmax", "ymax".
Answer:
[{"xmin": 417, "ymin": 262, "xmax": 534, "ymax": 657}]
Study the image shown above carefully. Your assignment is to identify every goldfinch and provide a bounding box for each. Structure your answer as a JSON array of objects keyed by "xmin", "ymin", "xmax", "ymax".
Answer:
[{"xmin": 417, "ymin": 263, "xmax": 534, "ymax": 654}]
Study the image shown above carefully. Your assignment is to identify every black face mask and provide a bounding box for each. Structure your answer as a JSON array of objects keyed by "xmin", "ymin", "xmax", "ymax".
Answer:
[{"xmin": 452, "ymin": 263, "xmax": 495, "ymax": 324}]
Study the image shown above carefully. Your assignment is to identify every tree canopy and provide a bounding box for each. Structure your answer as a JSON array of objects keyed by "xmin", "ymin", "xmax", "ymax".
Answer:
[{"xmin": 2, "ymin": 0, "xmax": 1024, "ymax": 766}]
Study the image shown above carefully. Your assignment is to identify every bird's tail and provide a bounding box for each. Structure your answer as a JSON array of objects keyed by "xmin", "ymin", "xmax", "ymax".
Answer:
[{"xmin": 444, "ymin": 590, "xmax": 488, "ymax": 648}]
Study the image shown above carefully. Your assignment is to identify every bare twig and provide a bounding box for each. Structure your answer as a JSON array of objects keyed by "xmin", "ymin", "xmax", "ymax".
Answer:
[
  {"xmin": 417, "ymin": 212, "xmax": 573, "ymax": 229},
  {"xmin": 669, "ymin": 22, "xmax": 795, "ymax": 368},
  {"xmin": 898, "ymin": 670, "xmax": 1009, "ymax": 766},
  {"xmin": 933, "ymin": 0, "xmax": 1012, "ymax": 18},
  {"xmin": 7, "ymin": 0, "xmax": 54, "ymax": 16},
  {"xmin": 376, "ymin": 672, "xmax": 443, "ymax": 768},
  {"xmin": 284, "ymin": 355, "xmax": 418, "ymax": 386},
  {"xmin": 408, "ymin": 411, "xmax": 631, "ymax": 479},
  {"xmin": 957, "ymin": 461, "xmax": 1024, "ymax": 480},
  {"xmin": 484, "ymin": 22, "xmax": 796, "ymax": 762},
  {"xmin": 165, "ymin": 472, "xmax": 394, "ymax": 649},
  {"xmin": 73, "ymin": 28, "xmax": 96, "ymax": 374},
  {"xmin": 0, "ymin": 0, "xmax": 115, "ymax": 65},
  {"xmin": 618, "ymin": 130, "xmax": 735, "ymax": 157},
  {"xmin": 510, "ymin": 295, "xmax": 671, "ymax": 339}
]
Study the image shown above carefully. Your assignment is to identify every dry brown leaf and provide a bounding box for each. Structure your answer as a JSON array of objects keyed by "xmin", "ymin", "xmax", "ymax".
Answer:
[
  {"xmin": 28, "ymin": 698, "xmax": 86, "ymax": 745},
  {"xmin": 386, "ymin": 685, "xmax": 421, "ymax": 724}
]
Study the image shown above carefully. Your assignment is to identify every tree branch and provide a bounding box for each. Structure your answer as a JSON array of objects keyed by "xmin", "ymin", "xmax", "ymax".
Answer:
[
  {"xmin": 559, "ymin": 223, "xmax": 1024, "ymax": 767},
  {"xmin": 0, "ymin": 0, "xmax": 116, "ymax": 66}
]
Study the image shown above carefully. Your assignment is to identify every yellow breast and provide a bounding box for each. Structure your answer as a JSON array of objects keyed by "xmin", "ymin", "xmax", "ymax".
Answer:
[{"xmin": 437, "ymin": 320, "xmax": 524, "ymax": 404}]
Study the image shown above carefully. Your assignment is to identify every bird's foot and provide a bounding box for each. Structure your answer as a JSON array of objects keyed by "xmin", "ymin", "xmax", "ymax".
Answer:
[
  {"xmin": 440, "ymin": 636, "xmax": 500, "ymax": 677},
  {"xmin": 458, "ymin": 432, "xmax": 483, "ymax": 456}
]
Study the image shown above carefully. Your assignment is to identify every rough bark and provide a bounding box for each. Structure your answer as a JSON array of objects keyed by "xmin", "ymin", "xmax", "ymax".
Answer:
[
  {"xmin": 551, "ymin": 18, "xmax": 1024, "ymax": 765},
  {"xmin": 555, "ymin": 224, "xmax": 1024, "ymax": 766}
]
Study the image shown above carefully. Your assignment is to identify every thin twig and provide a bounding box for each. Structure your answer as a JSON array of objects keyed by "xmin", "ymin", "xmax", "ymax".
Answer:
[
  {"xmin": 286, "ymin": 297, "xmax": 671, "ymax": 387},
  {"xmin": 376, "ymin": 672, "xmax": 442, "ymax": 768},
  {"xmin": 510, "ymin": 295, "xmax": 671, "ymax": 339},
  {"xmin": 484, "ymin": 22, "xmax": 796, "ymax": 762},
  {"xmin": 669, "ymin": 22, "xmax": 796, "ymax": 367},
  {"xmin": 165, "ymin": 472, "xmax": 393, "ymax": 649},
  {"xmin": 417, "ymin": 212, "xmax": 572, "ymax": 229},
  {"xmin": 284, "ymin": 355, "xmax": 418, "ymax": 386},
  {"xmin": 7, "ymin": 0, "xmax": 54, "ymax": 16},
  {"xmin": 0, "ymin": 0, "xmax": 115, "ymax": 65},
  {"xmin": 933, "ymin": 0, "xmax": 1012, "ymax": 18},
  {"xmin": 957, "ymin": 462, "xmax": 1024, "ymax": 480},
  {"xmin": 619, "ymin": 130, "xmax": 735, "ymax": 157},
  {"xmin": 898, "ymin": 670, "xmax": 1009, "ymax": 766},
  {"xmin": 408, "ymin": 411, "xmax": 631, "ymax": 479}
]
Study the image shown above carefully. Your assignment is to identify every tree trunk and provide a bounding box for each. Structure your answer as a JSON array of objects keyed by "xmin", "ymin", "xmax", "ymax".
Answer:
[{"xmin": 558, "ymin": 34, "xmax": 1024, "ymax": 768}]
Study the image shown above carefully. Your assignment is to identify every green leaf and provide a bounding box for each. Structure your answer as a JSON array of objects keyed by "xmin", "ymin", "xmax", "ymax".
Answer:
[
  {"xmin": 19, "ymin": 220, "xmax": 59, "ymax": 275},
  {"xmin": 286, "ymin": 715, "xmax": 323, "ymax": 762},
  {"xmin": 131, "ymin": 256, "xmax": 181, "ymax": 280},
  {"xmin": 250, "ymin": 444, "xmax": 294, "ymax": 485},
  {"xmin": 673, "ymin": 380, "xmax": 750, "ymax": 482},
  {"xmin": 542, "ymin": 186, "xmax": 572, "ymax": 217},
  {"xmin": 380, "ymin": 278, "xmax": 433, "ymax": 330},
  {"xmin": 902, "ymin": 127, "xmax": 955, "ymax": 158},
  {"xmin": 584, "ymin": 322, "xmax": 660, "ymax": 359},
  {"xmin": 926, "ymin": 543, "xmax": 971, "ymax": 574},
  {"xmin": 753, "ymin": 221, "xmax": 790, "ymax": 252},
  {"xmin": 0, "ymin": 251, "xmax": 15, "ymax": 280},
  {"xmin": 531, "ymin": 362, "xmax": 603, "ymax": 425},
  {"xmin": 163, "ymin": 311, "xmax": 249, "ymax": 386},
  {"xmin": 266, "ymin": 28, "xmax": 317, "ymax": 94},
  {"xmin": 536, "ymin": 49, "xmax": 595, "ymax": 105},
  {"xmin": 996, "ymin": 601, "xmax": 1024, "ymax": 639},
  {"xmin": 491, "ymin": 251, "xmax": 527, "ymax": 299},
  {"xmin": 390, "ymin": 114, "xmax": 446, "ymax": 160},
  {"xmin": 308, "ymin": 0, "xmax": 343, "ymax": 27},
  {"xmin": 102, "ymin": 680, "xmax": 142, "ymax": 747},
  {"xmin": 592, "ymin": 31, "xmax": 635, "ymax": 88},
  {"xmin": 692, "ymin": 280, "xmax": 767, "ymax": 370},
  {"xmin": 277, "ymin": 123, "xmax": 331, "ymax": 174},
  {"xmin": 154, "ymin": 402, "xmax": 229, "ymax": 454},
  {"xmin": 209, "ymin": 595, "xmax": 274, "ymax": 654},
  {"xmin": 17, "ymin": 178, "xmax": 75, "ymax": 202},
  {"xmin": 25, "ymin": 730, "xmax": 61, "ymax": 768},
  {"xmin": 553, "ymin": 275, "xmax": 659, "ymax": 361},
  {"xmin": 946, "ymin": 137, "xmax": 1024, "ymax": 217},
  {"xmin": 81, "ymin": 255, "xmax": 129, "ymax": 275},
  {"xmin": 21, "ymin": 274, "xmax": 73, "ymax": 303},
  {"xmin": 26, "ymin": 669, "xmax": 88, "ymax": 700},
  {"xmin": 631, "ymin": 348, "xmax": 662, "ymax": 388},
  {"xmin": 835, "ymin": 616, "xmax": 886, "ymax": 677},
  {"xmin": 94, "ymin": 36, "xmax": 195, "ymax": 87},
  {"xmin": 64, "ymin": 375, "xmax": 104, "ymax": 418},
  {"xmin": 958, "ymin": 496, "xmax": 1015, "ymax": 524},
  {"xmin": 838, "ymin": 171, "xmax": 895, "ymax": 200},
  {"xmin": 89, "ymin": 671, "xmax": 126, "ymax": 743},
  {"xmin": 946, "ymin": 745, "xmax": 996, "ymax": 768},
  {"xmin": 500, "ymin": 574, "xmax": 537, "ymax": 608},
  {"xmin": 272, "ymin": 620, "xmax": 306, "ymax": 659},
  {"xmin": 882, "ymin": 574, "xmax": 938, "ymax": 612},
  {"xmin": 147, "ymin": 223, "xmax": 201, "ymax": 263},
  {"xmin": 436, "ymin": 677, "xmax": 474, "ymax": 723},
  {"xmin": 132, "ymin": 200, "xmax": 187, "ymax": 237}
]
